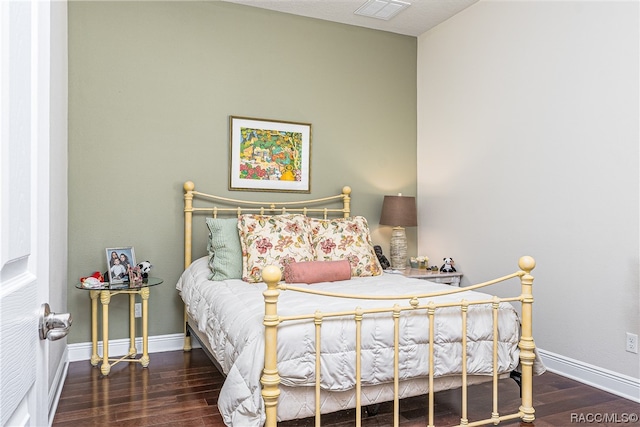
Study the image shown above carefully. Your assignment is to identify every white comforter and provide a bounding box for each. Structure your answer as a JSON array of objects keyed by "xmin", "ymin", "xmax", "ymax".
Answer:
[{"xmin": 177, "ymin": 257, "xmax": 525, "ymax": 426}]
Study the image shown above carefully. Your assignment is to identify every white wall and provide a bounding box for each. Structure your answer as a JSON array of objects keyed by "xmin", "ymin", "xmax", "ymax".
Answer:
[{"xmin": 417, "ymin": 0, "xmax": 639, "ymax": 388}]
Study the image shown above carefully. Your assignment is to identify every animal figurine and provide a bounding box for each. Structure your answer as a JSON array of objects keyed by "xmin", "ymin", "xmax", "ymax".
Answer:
[
  {"xmin": 440, "ymin": 257, "xmax": 456, "ymax": 273},
  {"xmin": 136, "ymin": 261, "xmax": 153, "ymax": 278}
]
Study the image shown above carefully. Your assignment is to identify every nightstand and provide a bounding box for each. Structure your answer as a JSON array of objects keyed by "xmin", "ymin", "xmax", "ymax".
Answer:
[
  {"xmin": 75, "ymin": 277, "xmax": 163, "ymax": 375},
  {"xmin": 401, "ymin": 269, "xmax": 463, "ymax": 286}
]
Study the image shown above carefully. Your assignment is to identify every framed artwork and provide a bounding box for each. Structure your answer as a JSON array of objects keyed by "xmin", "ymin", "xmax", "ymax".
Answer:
[
  {"xmin": 229, "ymin": 116, "xmax": 312, "ymax": 193},
  {"xmin": 106, "ymin": 247, "xmax": 136, "ymax": 284}
]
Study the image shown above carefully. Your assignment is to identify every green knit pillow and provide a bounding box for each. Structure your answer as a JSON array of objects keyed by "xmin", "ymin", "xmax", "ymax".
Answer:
[{"xmin": 206, "ymin": 217, "xmax": 243, "ymax": 281}]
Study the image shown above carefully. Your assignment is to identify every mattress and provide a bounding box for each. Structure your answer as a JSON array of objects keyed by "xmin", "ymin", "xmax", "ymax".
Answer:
[{"xmin": 177, "ymin": 257, "xmax": 529, "ymax": 426}]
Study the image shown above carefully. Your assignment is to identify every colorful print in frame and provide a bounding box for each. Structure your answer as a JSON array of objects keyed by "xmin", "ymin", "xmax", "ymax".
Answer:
[{"xmin": 229, "ymin": 116, "xmax": 311, "ymax": 193}]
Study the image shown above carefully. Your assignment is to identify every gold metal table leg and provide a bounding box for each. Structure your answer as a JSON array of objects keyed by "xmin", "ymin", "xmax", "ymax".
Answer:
[
  {"xmin": 140, "ymin": 287, "xmax": 150, "ymax": 367},
  {"xmin": 100, "ymin": 290, "xmax": 111, "ymax": 375},
  {"xmin": 89, "ymin": 290, "xmax": 100, "ymax": 366},
  {"xmin": 129, "ymin": 293, "xmax": 137, "ymax": 357}
]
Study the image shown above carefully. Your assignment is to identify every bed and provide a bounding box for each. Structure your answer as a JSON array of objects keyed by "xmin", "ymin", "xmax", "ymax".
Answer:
[{"xmin": 177, "ymin": 181, "xmax": 544, "ymax": 426}]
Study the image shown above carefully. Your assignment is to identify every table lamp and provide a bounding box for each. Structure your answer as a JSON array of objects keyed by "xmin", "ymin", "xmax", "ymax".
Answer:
[{"xmin": 379, "ymin": 194, "xmax": 417, "ymax": 270}]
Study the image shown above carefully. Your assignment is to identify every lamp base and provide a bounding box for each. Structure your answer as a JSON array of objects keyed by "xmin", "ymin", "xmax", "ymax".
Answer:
[{"xmin": 389, "ymin": 226, "xmax": 407, "ymax": 270}]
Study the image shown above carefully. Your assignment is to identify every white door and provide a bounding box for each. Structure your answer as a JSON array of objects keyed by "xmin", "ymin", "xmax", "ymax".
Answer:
[{"xmin": 1, "ymin": 1, "xmax": 55, "ymax": 425}]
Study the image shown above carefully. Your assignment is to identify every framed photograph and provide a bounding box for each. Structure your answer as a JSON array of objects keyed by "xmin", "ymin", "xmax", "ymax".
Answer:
[
  {"xmin": 106, "ymin": 247, "xmax": 136, "ymax": 284},
  {"xmin": 128, "ymin": 266, "xmax": 143, "ymax": 288},
  {"xmin": 229, "ymin": 116, "xmax": 312, "ymax": 193}
]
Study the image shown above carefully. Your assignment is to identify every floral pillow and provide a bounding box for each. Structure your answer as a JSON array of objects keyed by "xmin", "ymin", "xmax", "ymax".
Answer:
[
  {"xmin": 309, "ymin": 216, "xmax": 382, "ymax": 277},
  {"xmin": 238, "ymin": 214, "xmax": 316, "ymax": 283}
]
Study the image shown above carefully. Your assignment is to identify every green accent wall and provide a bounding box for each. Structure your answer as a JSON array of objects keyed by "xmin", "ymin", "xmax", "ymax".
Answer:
[{"xmin": 68, "ymin": 1, "xmax": 417, "ymax": 343}]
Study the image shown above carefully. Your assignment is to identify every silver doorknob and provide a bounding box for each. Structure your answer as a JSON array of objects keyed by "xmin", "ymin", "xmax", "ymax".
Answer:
[{"xmin": 39, "ymin": 303, "xmax": 72, "ymax": 341}]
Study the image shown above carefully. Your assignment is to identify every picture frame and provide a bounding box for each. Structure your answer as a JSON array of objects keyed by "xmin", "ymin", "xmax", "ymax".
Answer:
[
  {"xmin": 128, "ymin": 265, "xmax": 144, "ymax": 288},
  {"xmin": 106, "ymin": 247, "xmax": 136, "ymax": 284},
  {"xmin": 229, "ymin": 116, "xmax": 312, "ymax": 193}
]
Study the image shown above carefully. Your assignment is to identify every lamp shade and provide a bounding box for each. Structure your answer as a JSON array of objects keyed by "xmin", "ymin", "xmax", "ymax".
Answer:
[{"xmin": 379, "ymin": 195, "xmax": 417, "ymax": 227}]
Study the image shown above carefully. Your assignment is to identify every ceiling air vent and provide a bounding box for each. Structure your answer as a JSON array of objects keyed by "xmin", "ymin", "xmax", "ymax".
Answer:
[{"xmin": 354, "ymin": 0, "xmax": 411, "ymax": 21}]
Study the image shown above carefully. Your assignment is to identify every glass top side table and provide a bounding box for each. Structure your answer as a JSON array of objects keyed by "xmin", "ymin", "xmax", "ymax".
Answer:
[{"xmin": 75, "ymin": 277, "xmax": 163, "ymax": 375}]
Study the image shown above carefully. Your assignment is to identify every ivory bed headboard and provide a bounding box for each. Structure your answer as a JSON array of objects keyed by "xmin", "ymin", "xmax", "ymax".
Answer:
[
  {"xmin": 182, "ymin": 180, "xmax": 352, "ymax": 269},
  {"xmin": 181, "ymin": 180, "xmax": 353, "ymax": 353}
]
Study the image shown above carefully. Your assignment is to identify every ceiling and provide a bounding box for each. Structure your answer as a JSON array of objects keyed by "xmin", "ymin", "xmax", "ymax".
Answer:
[{"xmin": 222, "ymin": 0, "xmax": 479, "ymax": 37}]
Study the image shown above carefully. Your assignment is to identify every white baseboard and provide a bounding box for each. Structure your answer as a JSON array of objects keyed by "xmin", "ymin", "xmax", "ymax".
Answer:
[
  {"xmin": 67, "ymin": 333, "xmax": 200, "ymax": 363},
  {"xmin": 538, "ymin": 348, "xmax": 640, "ymax": 403}
]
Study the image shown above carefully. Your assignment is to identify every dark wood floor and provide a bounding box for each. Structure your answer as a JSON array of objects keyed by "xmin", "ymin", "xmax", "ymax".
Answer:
[{"xmin": 53, "ymin": 349, "xmax": 639, "ymax": 427}]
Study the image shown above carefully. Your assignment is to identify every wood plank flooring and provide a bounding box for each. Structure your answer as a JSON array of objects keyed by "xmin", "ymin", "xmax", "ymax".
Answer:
[{"xmin": 53, "ymin": 349, "xmax": 640, "ymax": 427}]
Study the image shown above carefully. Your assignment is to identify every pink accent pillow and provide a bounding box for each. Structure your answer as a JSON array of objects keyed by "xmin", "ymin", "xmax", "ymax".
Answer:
[{"xmin": 284, "ymin": 260, "xmax": 351, "ymax": 284}]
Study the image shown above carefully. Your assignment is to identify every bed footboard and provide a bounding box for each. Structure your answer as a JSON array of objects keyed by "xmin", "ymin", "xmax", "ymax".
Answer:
[
  {"xmin": 261, "ymin": 256, "xmax": 538, "ymax": 427},
  {"xmin": 261, "ymin": 265, "xmax": 283, "ymax": 425},
  {"xmin": 517, "ymin": 256, "xmax": 536, "ymax": 423}
]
